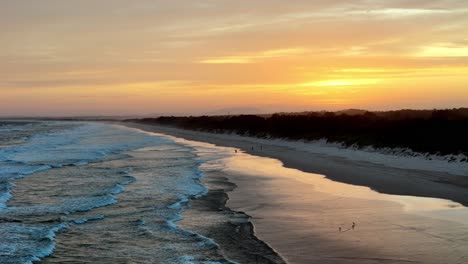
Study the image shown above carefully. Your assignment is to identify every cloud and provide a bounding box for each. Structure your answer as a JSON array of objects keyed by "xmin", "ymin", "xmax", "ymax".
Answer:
[
  {"xmin": 348, "ymin": 8, "xmax": 452, "ymax": 18},
  {"xmin": 415, "ymin": 43, "xmax": 468, "ymax": 57},
  {"xmin": 299, "ymin": 79, "xmax": 380, "ymax": 87},
  {"xmin": 199, "ymin": 48, "xmax": 307, "ymax": 64}
]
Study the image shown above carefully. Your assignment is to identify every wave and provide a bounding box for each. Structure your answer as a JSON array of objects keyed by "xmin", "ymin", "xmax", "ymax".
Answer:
[
  {"xmin": 72, "ymin": 215, "xmax": 105, "ymax": 225},
  {"xmin": 0, "ymin": 122, "xmax": 175, "ymax": 263},
  {"xmin": 162, "ymin": 165, "xmax": 238, "ymax": 264},
  {"xmin": 0, "ymin": 222, "xmax": 67, "ymax": 264},
  {"xmin": 0, "ymin": 122, "xmax": 171, "ymax": 172},
  {"xmin": 0, "ymin": 172, "xmax": 136, "ymax": 263},
  {"xmin": 1, "ymin": 122, "xmax": 246, "ymax": 263},
  {"xmin": 0, "ymin": 123, "xmax": 169, "ymax": 206}
]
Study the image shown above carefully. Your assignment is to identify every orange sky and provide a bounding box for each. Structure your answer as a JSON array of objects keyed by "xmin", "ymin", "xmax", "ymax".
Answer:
[{"xmin": 1, "ymin": 1, "xmax": 468, "ymax": 116}]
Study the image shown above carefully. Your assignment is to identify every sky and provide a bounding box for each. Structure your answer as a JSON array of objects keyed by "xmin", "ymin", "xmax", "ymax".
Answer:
[{"xmin": 1, "ymin": 0, "xmax": 468, "ymax": 116}]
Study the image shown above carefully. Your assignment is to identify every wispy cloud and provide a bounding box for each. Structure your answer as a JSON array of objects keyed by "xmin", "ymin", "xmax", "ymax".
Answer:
[
  {"xmin": 199, "ymin": 48, "xmax": 307, "ymax": 64},
  {"xmin": 348, "ymin": 8, "xmax": 453, "ymax": 18},
  {"xmin": 415, "ymin": 43, "xmax": 468, "ymax": 57},
  {"xmin": 299, "ymin": 79, "xmax": 380, "ymax": 87}
]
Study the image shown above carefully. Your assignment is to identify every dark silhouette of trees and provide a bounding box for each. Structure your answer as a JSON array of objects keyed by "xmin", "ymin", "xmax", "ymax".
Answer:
[{"xmin": 126, "ymin": 108, "xmax": 468, "ymax": 156}]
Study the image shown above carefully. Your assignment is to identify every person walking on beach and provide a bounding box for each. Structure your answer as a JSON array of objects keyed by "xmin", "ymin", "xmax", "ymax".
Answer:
[
  {"xmin": 352, "ymin": 222, "xmax": 356, "ymax": 230},
  {"xmin": 339, "ymin": 227, "xmax": 342, "ymax": 232}
]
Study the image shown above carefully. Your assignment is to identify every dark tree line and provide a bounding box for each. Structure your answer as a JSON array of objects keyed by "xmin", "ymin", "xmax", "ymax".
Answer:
[{"xmin": 126, "ymin": 108, "xmax": 468, "ymax": 157}]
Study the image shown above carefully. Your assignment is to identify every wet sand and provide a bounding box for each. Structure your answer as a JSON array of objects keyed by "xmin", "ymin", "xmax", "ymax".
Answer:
[
  {"xmin": 221, "ymin": 154, "xmax": 468, "ymax": 264},
  {"xmin": 121, "ymin": 123, "xmax": 468, "ymax": 263},
  {"xmin": 177, "ymin": 170, "xmax": 285, "ymax": 264}
]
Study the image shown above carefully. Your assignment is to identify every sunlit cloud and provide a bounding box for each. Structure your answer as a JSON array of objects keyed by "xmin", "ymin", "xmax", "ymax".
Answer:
[
  {"xmin": 333, "ymin": 67, "xmax": 468, "ymax": 78},
  {"xmin": 349, "ymin": 8, "xmax": 453, "ymax": 18},
  {"xmin": 416, "ymin": 43, "xmax": 468, "ymax": 57},
  {"xmin": 299, "ymin": 79, "xmax": 380, "ymax": 87},
  {"xmin": 199, "ymin": 48, "xmax": 307, "ymax": 64},
  {"xmin": 199, "ymin": 57, "xmax": 253, "ymax": 64},
  {"xmin": 342, "ymin": 46, "xmax": 369, "ymax": 56}
]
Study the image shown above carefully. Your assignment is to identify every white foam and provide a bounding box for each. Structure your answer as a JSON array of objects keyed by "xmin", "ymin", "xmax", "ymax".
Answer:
[
  {"xmin": 0, "ymin": 183, "xmax": 13, "ymax": 209},
  {"xmin": 0, "ymin": 122, "xmax": 171, "ymax": 174},
  {"xmin": 72, "ymin": 215, "xmax": 105, "ymax": 225},
  {"xmin": 3, "ymin": 195, "xmax": 117, "ymax": 217},
  {"xmin": 0, "ymin": 223, "xmax": 67, "ymax": 264}
]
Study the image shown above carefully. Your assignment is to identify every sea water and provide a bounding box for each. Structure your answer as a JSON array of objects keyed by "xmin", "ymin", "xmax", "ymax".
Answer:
[{"xmin": 0, "ymin": 121, "xmax": 234, "ymax": 263}]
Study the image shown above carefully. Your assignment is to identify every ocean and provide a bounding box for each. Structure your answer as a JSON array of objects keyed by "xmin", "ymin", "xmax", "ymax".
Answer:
[{"xmin": 0, "ymin": 121, "xmax": 268, "ymax": 263}]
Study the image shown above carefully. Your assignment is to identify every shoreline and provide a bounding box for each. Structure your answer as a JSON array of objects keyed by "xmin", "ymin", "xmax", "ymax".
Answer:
[
  {"xmin": 113, "ymin": 122, "xmax": 286, "ymax": 263},
  {"xmin": 118, "ymin": 122, "xmax": 468, "ymax": 264},
  {"xmin": 177, "ymin": 168, "xmax": 286, "ymax": 263},
  {"xmin": 218, "ymin": 150, "xmax": 468, "ymax": 264},
  {"xmin": 120, "ymin": 122, "xmax": 468, "ymax": 207}
]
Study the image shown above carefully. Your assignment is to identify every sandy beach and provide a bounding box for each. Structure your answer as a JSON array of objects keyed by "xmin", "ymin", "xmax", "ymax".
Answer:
[
  {"xmin": 121, "ymin": 122, "xmax": 468, "ymax": 264},
  {"xmin": 221, "ymin": 153, "xmax": 468, "ymax": 264},
  {"xmin": 122, "ymin": 123, "xmax": 468, "ymax": 206}
]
